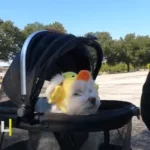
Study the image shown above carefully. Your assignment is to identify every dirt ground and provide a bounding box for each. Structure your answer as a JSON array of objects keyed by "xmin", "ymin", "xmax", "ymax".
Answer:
[{"xmin": 0, "ymin": 70, "xmax": 150, "ymax": 150}]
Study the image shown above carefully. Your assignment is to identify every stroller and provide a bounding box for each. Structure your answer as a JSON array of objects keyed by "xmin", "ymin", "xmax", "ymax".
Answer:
[{"xmin": 0, "ymin": 30, "xmax": 139, "ymax": 150}]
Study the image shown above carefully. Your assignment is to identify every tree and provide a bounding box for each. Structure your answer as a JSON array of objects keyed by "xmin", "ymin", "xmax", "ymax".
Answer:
[
  {"xmin": 45, "ymin": 22, "xmax": 67, "ymax": 33},
  {"xmin": 23, "ymin": 21, "xmax": 67, "ymax": 38},
  {"xmin": 0, "ymin": 19, "xmax": 3, "ymax": 25},
  {"xmin": 22, "ymin": 22, "xmax": 45, "ymax": 37},
  {"xmin": 135, "ymin": 36, "xmax": 150, "ymax": 68},
  {"xmin": 119, "ymin": 33, "xmax": 136, "ymax": 72},
  {"xmin": 85, "ymin": 32, "xmax": 114, "ymax": 64},
  {"xmin": 0, "ymin": 20, "xmax": 24, "ymax": 61},
  {"xmin": 84, "ymin": 32, "xmax": 96, "ymax": 37},
  {"xmin": 84, "ymin": 32, "xmax": 150, "ymax": 71},
  {"xmin": 95, "ymin": 32, "xmax": 112, "ymax": 42},
  {"xmin": 95, "ymin": 32, "xmax": 112, "ymax": 55},
  {"xmin": 105, "ymin": 40, "xmax": 122, "ymax": 65},
  {"xmin": 84, "ymin": 32, "xmax": 112, "ymax": 43},
  {"xmin": 96, "ymin": 32, "xmax": 114, "ymax": 64}
]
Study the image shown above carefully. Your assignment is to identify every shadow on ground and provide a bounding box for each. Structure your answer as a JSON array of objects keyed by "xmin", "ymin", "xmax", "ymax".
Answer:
[
  {"xmin": 131, "ymin": 117, "xmax": 150, "ymax": 150},
  {"xmin": 132, "ymin": 129, "xmax": 150, "ymax": 150}
]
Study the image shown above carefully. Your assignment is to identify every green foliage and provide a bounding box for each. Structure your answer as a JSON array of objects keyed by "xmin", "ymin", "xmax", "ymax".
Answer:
[
  {"xmin": 22, "ymin": 22, "xmax": 45, "ymax": 37},
  {"xmin": 85, "ymin": 31, "xmax": 150, "ymax": 72},
  {"xmin": 23, "ymin": 21, "xmax": 66, "ymax": 38},
  {"xmin": 101, "ymin": 63, "xmax": 134, "ymax": 74},
  {"xmin": 0, "ymin": 17, "xmax": 150, "ymax": 72},
  {"xmin": 0, "ymin": 19, "xmax": 67, "ymax": 61},
  {"xmin": 146, "ymin": 63, "xmax": 150, "ymax": 69},
  {"xmin": 0, "ymin": 19, "xmax": 25, "ymax": 61},
  {"xmin": 45, "ymin": 22, "xmax": 67, "ymax": 33}
]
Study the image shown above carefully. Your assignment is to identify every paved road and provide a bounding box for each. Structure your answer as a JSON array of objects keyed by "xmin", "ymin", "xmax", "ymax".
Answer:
[
  {"xmin": 96, "ymin": 71, "xmax": 148, "ymax": 107},
  {"xmin": 0, "ymin": 71, "xmax": 150, "ymax": 150},
  {"xmin": 96, "ymin": 71, "xmax": 150, "ymax": 150}
]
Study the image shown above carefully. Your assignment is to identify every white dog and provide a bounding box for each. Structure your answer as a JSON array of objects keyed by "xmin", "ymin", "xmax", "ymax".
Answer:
[
  {"xmin": 38, "ymin": 71, "xmax": 101, "ymax": 150},
  {"xmin": 45, "ymin": 72, "xmax": 101, "ymax": 115}
]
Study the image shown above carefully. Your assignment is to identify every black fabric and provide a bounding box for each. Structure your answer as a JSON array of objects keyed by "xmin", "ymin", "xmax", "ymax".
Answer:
[
  {"xmin": 2, "ymin": 31, "xmax": 49, "ymax": 106},
  {"xmin": 29, "ymin": 35, "xmax": 78, "ymax": 108},
  {"xmin": 0, "ymin": 100, "xmax": 138, "ymax": 135},
  {"xmin": 28, "ymin": 32, "xmax": 64, "ymax": 74},
  {"xmin": 2, "ymin": 53, "xmax": 22, "ymax": 106},
  {"xmin": 26, "ymin": 31, "xmax": 49, "ymax": 71},
  {"xmin": 2, "ymin": 140, "xmax": 28, "ymax": 150},
  {"xmin": 2, "ymin": 31, "xmax": 103, "ymax": 110},
  {"xmin": 38, "ymin": 101, "xmax": 137, "ymax": 132},
  {"xmin": 141, "ymin": 71, "xmax": 150, "ymax": 130},
  {"xmin": 54, "ymin": 132, "xmax": 88, "ymax": 150}
]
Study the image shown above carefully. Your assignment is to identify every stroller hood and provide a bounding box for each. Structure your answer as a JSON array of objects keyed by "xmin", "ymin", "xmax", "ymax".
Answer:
[{"xmin": 2, "ymin": 30, "xmax": 103, "ymax": 109}]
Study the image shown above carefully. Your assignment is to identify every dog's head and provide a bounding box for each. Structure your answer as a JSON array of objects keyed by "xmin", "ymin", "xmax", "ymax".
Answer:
[
  {"xmin": 46, "ymin": 70, "xmax": 101, "ymax": 115},
  {"xmin": 66, "ymin": 77, "xmax": 101, "ymax": 115}
]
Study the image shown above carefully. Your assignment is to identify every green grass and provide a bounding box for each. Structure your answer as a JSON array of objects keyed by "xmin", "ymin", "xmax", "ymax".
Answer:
[
  {"xmin": 0, "ymin": 79, "xmax": 2, "ymax": 84},
  {"xmin": 100, "ymin": 63, "xmax": 135, "ymax": 74}
]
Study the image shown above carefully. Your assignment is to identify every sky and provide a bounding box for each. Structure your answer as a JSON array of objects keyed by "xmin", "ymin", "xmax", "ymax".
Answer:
[{"xmin": 0, "ymin": 0, "xmax": 150, "ymax": 66}]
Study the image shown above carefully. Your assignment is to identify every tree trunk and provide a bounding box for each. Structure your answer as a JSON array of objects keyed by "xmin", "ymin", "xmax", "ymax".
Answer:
[{"xmin": 127, "ymin": 63, "xmax": 130, "ymax": 72}]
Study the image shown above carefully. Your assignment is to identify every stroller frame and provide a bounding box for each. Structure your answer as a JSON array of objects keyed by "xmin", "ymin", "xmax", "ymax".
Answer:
[
  {"xmin": 18, "ymin": 30, "xmax": 48, "ymax": 117},
  {"xmin": 0, "ymin": 30, "xmax": 140, "ymax": 150}
]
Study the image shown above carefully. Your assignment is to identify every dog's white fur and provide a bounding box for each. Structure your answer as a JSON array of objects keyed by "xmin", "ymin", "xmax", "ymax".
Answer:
[
  {"xmin": 66, "ymin": 78, "xmax": 101, "ymax": 115},
  {"xmin": 45, "ymin": 74, "xmax": 101, "ymax": 115},
  {"xmin": 44, "ymin": 73, "xmax": 101, "ymax": 150},
  {"xmin": 45, "ymin": 74, "xmax": 64, "ymax": 113}
]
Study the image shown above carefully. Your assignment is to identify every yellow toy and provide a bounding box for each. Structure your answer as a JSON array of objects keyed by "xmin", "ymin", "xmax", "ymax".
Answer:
[{"xmin": 48, "ymin": 70, "xmax": 99, "ymax": 113}]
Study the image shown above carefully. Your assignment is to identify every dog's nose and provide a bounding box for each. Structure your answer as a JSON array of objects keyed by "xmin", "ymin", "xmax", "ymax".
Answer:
[{"xmin": 88, "ymin": 97, "xmax": 96, "ymax": 104}]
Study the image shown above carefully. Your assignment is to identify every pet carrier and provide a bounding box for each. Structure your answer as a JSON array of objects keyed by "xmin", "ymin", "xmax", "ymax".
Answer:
[{"xmin": 0, "ymin": 30, "xmax": 139, "ymax": 150}]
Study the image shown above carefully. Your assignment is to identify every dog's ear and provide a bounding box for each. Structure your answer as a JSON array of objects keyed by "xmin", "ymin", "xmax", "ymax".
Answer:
[
  {"xmin": 48, "ymin": 85, "xmax": 62, "ymax": 103},
  {"xmin": 50, "ymin": 74, "xmax": 64, "ymax": 85},
  {"xmin": 45, "ymin": 74, "xmax": 64, "ymax": 99}
]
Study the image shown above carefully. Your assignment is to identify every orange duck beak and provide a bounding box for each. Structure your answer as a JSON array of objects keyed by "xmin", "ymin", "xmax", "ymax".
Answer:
[{"xmin": 76, "ymin": 70, "xmax": 91, "ymax": 81}]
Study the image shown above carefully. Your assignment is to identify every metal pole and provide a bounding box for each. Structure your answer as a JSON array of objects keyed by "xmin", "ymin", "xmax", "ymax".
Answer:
[{"xmin": 20, "ymin": 30, "xmax": 48, "ymax": 97}]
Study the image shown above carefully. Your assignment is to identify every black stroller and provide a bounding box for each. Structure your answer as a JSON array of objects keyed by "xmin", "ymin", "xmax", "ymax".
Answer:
[{"xmin": 0, "ymin": 30, "xmax": 139, "ymax": 150}]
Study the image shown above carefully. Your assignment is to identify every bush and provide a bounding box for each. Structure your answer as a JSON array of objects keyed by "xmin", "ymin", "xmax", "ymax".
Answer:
[
  {"xmin": 139, "ymin": 64, "xmax": 150, "ymax": 70},
  {"xmin": 100, "ymin": 63, "xmax": 134, "ymax": 74},
  {"xmin": 146, "ymin": 63, "xmax": 150, "ymax": 69}
]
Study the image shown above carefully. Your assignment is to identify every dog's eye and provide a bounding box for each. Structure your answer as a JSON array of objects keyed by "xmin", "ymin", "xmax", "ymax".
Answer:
[{"xmin": 73, "ymin": 93, "xmax": 81, "ymax": 96}]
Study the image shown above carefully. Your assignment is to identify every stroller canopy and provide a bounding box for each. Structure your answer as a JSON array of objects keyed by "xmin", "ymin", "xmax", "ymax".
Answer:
[{"xmin": 2, "ymin": 30, "xmax": 103, "ymax": 111}]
